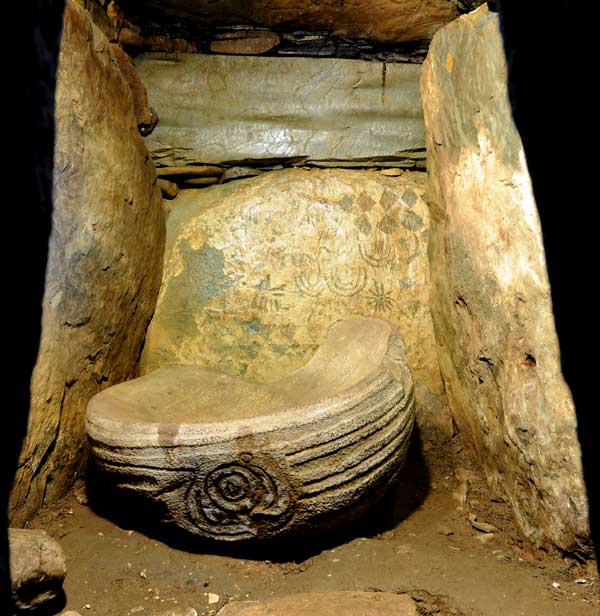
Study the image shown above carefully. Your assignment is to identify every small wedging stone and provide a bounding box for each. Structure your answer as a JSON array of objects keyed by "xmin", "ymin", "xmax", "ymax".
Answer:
[
  {"xmin": 216, "ymin": 592, "xmax": 417, "ymax": 616},
  {"xmin": 156, "ymin": 165, "xmax": 224, "ymax": 178},
  {"xmin": 380, "ymin": 168, "xmax": 405, "ymax": 177},
  {"xmin": 220, "ymin": 167, "xmax": 264, "ymax": 183},
  {"xmin": 9, "ymin": 529, "xmax": 67, "ymax": 612},
  {"xmin": 143, "ymin": 34, "xmax": 200, "ymax": 53},
  {"xmin": 182, "ymin": 177, "xmax": 220, "ymax": 187},
  {"xmin": 158, "ymin": 178, "xmax": 179, "ymax": 199},
  {"xmin": 136, "ymin": 54, "xmax": 425, "ymax": 167},
  {"xmin": 118, "ymin": 26, "xmax": 144, "ymax": 49},
  {"xmin": 210, "ymin": 30, "xmax": 280, "ymax": 55}
]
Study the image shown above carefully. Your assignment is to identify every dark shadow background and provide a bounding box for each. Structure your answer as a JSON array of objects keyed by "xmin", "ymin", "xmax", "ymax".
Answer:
[
  {"xmin": 3, "ymin": 2, "xmax": 66, "ymax": 614},
  {"xmin": 496, "ymin": 0, "xmax": 597, "ymax": 561},
  {"xmin": 1, "ymin": 0, "xmax": 595, "ymax": 613}
]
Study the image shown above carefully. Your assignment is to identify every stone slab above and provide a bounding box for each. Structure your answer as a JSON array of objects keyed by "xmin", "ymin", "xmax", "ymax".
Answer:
[
  {"xmin": 136, "ymin": 53, "xmax": 425, "ymax": 167},
  {"xmin": 125, "ymin": 0, "xmax": 459, "ymax": 45}
]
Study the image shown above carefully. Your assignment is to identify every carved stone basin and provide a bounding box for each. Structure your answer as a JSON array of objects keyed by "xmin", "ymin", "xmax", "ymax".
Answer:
[{"xmin": 86, "ymin": 317, "xmax": 415, "ymax": 542}]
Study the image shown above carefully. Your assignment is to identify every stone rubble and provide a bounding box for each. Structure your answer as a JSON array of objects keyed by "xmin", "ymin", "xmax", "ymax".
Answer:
[{"xmin": 9, "ymin": 529, "xmax": 67, "ymax": 612}]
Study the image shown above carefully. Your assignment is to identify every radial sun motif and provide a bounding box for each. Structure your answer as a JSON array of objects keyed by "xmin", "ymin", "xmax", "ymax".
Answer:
[{"xmin": 366, "ymin": 281, "xmax": 395, "ymax": 312}]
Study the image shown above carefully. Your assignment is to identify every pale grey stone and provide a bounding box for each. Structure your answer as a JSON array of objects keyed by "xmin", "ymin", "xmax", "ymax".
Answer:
[
  {"xmin": 216, "ymin": 592, "xmax": 418, "ymax": 615},
  {"xmin": 136, "ymin": 54, "xmax": 425, "ymax": 166},
  {"xmin": 86, "ymin": 317, "xmax": 415, "ymax": 543}
]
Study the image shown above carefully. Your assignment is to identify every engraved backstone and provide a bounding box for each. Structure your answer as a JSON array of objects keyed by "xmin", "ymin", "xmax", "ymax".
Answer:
[{"xmin": 140, "ymin": 169, "xmax": 443, "ymax": 402}]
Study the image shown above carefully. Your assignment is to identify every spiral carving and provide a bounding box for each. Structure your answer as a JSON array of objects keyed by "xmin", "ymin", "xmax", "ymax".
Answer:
[{"xmin": 188, "ymin": 457, "xmax": 293, "ymax": 540}]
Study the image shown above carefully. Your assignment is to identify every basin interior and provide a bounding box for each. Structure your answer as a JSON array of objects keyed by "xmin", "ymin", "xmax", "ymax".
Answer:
[{"xmin": 89, "ymin": 317, "xmax": 393, "ymax": 426}]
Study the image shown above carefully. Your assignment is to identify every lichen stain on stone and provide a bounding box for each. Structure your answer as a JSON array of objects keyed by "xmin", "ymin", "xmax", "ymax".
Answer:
[
  {"xmin": 160, "ymin": 240, "xmax": 233, "ymax": 338},
  {"xmin": 244, "ymin": 317, "xmax": 265, "ymax": 336},
  {"xmin": 445, "ymin": 51, "xmax": 453, "ymax": 73}
]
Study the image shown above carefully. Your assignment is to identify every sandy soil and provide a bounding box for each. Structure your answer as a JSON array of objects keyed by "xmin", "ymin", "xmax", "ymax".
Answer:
[{"xmin": 29, "ymin": 435, "xmax": 599, "ymax": 616}]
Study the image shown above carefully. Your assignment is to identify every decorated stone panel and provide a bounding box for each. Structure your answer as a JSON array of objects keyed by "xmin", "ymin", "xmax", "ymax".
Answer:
[{"xmin": 142, "ymin": 169, "xmax": 443, "ymax": 399}]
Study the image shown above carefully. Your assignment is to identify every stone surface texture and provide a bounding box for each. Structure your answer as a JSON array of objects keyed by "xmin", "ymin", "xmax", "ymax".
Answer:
[
  {"xmin": 9, "ymin": 0, "xmax": 165, "ymax": 525},
  {"xmin": 136, "ymin": 54, "xmax": 425, "ymax": 167},
  {"xmin": 9, "ymin": 529, "xmax": 67, "ymax": 612},
  {"xmin": 109, "ymin": 42, "xmax": 155, "ymax": 132},
  {"xmin": 126, "ymin": 1, "xmax": 458, "ymax": 44},
  {"xmin": 141, "ymin": 170, "xmax": 443, "ymax": 408},
  {"xmin": 216, "ymin": 592, "xmax": 417, "ymax": 616},
  {"xmin": 421, "ymin": 5, "xmax": 588, "ymax": 549},
  {"xmin": 88, "ymin": 317, "xmax": 415, "ymax": 542},
  {"xmin": 209, "ymin": 30, "xmax": 281, "ymax": 55}
]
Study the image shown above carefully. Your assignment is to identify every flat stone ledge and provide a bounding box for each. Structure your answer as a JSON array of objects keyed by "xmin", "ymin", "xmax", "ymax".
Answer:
[{"xmin": 217, "ymin": 592, "xmax": 418, "ymax": 616}]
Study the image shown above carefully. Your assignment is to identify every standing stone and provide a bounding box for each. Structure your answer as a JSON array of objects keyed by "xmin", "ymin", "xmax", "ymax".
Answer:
[
  {"xmin": 421, "ymin": 5, "xmax": 588, "ymax": 550},
  {"xmin": 9, "ymin": 529, "xmax": 66, "ymax": 612},
  {"xmin": 136, "ymin": 54, "xmax": 425, "ymax": 167},
  {"xmin": 140, "ymin": 169, "xmax": 445, "ymax": 430},
  {"xmin": 9, "ymin": 0, "xmax": 165, "ymax": 525}
]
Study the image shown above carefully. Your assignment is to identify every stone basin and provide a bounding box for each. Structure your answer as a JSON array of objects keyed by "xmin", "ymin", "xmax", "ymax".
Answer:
[{"xmin": 86, "ymin": 317, "xmax": 414, "ymax": 542}]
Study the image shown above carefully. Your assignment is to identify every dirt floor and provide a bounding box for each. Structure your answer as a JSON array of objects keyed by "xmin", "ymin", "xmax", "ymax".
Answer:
[{"xmin": 29, "ymin": 434, "xmax": 599, "ymax": 616}]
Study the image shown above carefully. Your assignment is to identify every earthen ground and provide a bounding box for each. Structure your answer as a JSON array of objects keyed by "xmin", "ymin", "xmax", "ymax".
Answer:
[{"xmin": 29, "ymin": 435, "xmax": 599, "ymax": 616}]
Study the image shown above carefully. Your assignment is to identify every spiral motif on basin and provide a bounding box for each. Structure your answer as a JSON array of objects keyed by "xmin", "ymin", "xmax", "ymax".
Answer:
[{"xmin": 187, "ymin": 458, "xmax": 293, "ymax": 540}]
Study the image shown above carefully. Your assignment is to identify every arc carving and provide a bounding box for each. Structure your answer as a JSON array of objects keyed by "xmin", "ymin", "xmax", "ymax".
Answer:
[{"xmin": 359, "ymin": 234, "xmax": 396, "ymax": 268}]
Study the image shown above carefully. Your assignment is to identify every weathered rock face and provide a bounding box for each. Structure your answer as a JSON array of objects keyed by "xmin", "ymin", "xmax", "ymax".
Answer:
[
  {"xmin": 141, "ymin": 170, "xmax": 443, "ymax": 406},
  {"xmin": 9, "ymin": 529, "xmax": 67, "ymax": 612},
  {"xmin": 123, "ymin": 0, "xmax": 459, "ymax": 44},
  {"xmin": 9, "ymin": 1, "xmax": 165, "ymax": 524},
  {"xmin": 421, "ymin": 5, "xmax": 588, "ymax": 550},
  {"xmin": 88, "ymin": 318, "xmax": 415, "ymax": 542},
  {"xmin": 209, "ymin": 30, "xmax": 281, "ymax": 55},
  {"xmin": 136, "ymin": 54, "xmax": 425, "ymax": 167},
  {"xmin": 216, "ymin": 592, "xmax": 418, "ymax": 616}
]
